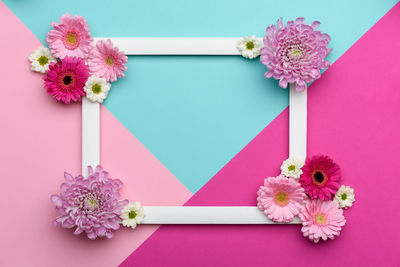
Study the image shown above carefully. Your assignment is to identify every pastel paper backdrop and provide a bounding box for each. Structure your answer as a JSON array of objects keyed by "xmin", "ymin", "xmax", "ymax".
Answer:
[{"xmin": 0, "ymin": 0, "xmax": 399, "ymax": 266}]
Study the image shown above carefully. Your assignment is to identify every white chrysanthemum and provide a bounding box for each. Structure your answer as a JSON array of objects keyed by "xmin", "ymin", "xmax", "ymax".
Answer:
[
  {"xmin": 84, "ymin": 76, "xmax": 111, "ymax": 103},
  {"xmin": 120, "ymin": 201, "xmax": 146, "ymax": 229},
  {"xmin": 334, "ymin": 185, "xmax": 355, "ymax": 209},
  {"xmin": 236, "ymin": 35, "xmax": 262, "ymax": 59},
  {"xmin": 280, "ymin": 157, "xmax": 304, "ymax": 179},
  {"xmin": 28, "ymin": 46, "xmax": 56, "ymax": 74}
]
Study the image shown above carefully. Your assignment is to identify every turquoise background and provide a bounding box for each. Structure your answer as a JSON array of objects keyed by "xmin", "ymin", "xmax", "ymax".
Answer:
[{"xmin": 4, "ymin": 0, "xmax": 397, "ymax": 192}]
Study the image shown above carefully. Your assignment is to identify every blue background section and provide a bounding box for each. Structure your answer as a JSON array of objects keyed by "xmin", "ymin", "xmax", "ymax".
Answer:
[{"xmin": 4, "ymin": 0, "xmax": 396, "ymax": 192}]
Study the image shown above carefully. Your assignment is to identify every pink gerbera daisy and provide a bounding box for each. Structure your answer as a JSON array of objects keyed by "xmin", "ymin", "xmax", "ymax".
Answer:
[
  {"xmin": 257, "ymin": 175, "xmax": 305, "ymax": 223},
  {"xmin": 43, "ymin": 57, "xmax": 89, "ymax": 104},
  {"xmin": 299, "ymin": 155, "xmax": 341, "ymax": 200},
  {"xmin": 299, "ymin": 199, "xmax": 346, "ymax": 243},
  {"xmin": 88, "ymin": 39, "xmax": 128, "ymax": 82},
  {"xmin": 46, "ymin": 13, "xmax": 93, "ymax": 59}
]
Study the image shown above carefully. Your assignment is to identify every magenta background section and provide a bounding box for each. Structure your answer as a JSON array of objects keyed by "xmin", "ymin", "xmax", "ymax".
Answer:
[{"xmin": 121, "ymin": 3, "xmax": 400, "ymax": 266}]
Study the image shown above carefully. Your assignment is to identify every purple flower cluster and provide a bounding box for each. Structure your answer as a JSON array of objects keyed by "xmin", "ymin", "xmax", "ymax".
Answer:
[
  {"xmin": 51, "ymin": 166, "xmax": 128, "ymax": 239},
  {"xmin": 261, "ymin": 17, "xmax": 332, "ymax": 91}
]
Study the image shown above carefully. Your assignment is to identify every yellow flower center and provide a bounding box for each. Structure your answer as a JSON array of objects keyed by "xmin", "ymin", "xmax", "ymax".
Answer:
[
  {"xmin": 38, "ymin": 56, "xmax": 49, "ymax": 66},
  {"xmin": 128, "ymin": 210, "xmax": 137, "ymax": 219},
  {"xmin": 288, "ymin": 164, "xmax": 296, "ymax": 171},
  {"xmin": 246, "ymin": 41, "xmax": 255, "ymax": 50},
  {"xmin": 274, "ymin": 191, "xmax": 289, "ymax": 207},
  {"xmin": 66, "ymin": 32, "xmax": 78, "ymax": 45},
  {"xmin": 105, "ymin": 57, "xmax": 114, "ymax": 66},
  {"xmin": 315, "ymin": 213, "xmax": 326, "ymax": 225},
  {"xmin": 291, "ymin": 49, "xmax": 301, "ymax": 56},
  {"xmin": 92, "ymin": 84, "xmax": 102, "ymax": 94}
]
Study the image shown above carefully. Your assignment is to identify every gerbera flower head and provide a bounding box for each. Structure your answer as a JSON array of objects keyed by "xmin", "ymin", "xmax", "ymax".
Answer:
[
  {"xmin": 88, "ymin": 39, "xmax": 128, "ymax": 82},
  {"xmin": 236, "ymin": 35, "xmax": 262, "ymax": 59},
  {"xmin": 261, "ymin": 17, "xmax": 331, "ymax": 91},
  {"xmin": 46, "ymin": 13, "xmax": 93, "ymax": 59},
  {"xmin": 43, "ymin": 56, "xmax": 89, "ymax": 104},
  {"xmin": 280, "ymin": 157, "xmax": 304, "ymax": 179},
  {"xmin": 299, "ymin": 199, "xmax": 346, "ymax": 243},
  {"xmin": 334, "ymin": 185, "xmax": 355, "ymax": 209},
  {"xmin": 84, "ymin": 76, "xmax": 111, "ymax": 103},
  {"xmin": 51, "ymin": 165, "xmax": 129, "ymax": 240},
  {"xmin": 299, "ymin": 155, "xmax": 341, "ymax": 200},
  {"xmin": 121, "ymin": 202, "xmax": 146, "ymax": 229},
  {"xmin": 257, "ymin": 175, "xmax": 306, "ymax": 223},
  {"xmin": 28, "ymin": 46, "xmax": 57, "ymax": 74}
]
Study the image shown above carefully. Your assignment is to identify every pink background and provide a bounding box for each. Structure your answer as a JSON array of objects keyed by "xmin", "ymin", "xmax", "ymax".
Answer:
[
  {"xmin": 1, "ymin": 1, "xmax": 400, "ymax": 266},
  {"xmin": 121, "ymin": 3, "xmax": 400, "ymax": 266},
  {"xmin": 0, "ymin": 2, "xmax": 191, "ymax": 266}
]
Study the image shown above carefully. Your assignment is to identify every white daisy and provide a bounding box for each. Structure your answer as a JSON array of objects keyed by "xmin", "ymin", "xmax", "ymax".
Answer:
[
  {"xmin": 84, "ymin": 76, "xmax": 111, "ymax": 103},
  {"xmin": 28, "ymin": 46, "xmax": 56, "ymax": 74},
  {"xmin": 334, "ymin": 185, "xmax": 355, "ymax": 209},
  {"xmin": 236, "ymin": 35, "xmax": 262, "ymax": 59},
  {"xmin": 280, "ymin": 157, "xmax": 304, "ymax": 179},
  {"xmin": 120, "ymin": 201, "xmax": 146, "ymax": 229}
]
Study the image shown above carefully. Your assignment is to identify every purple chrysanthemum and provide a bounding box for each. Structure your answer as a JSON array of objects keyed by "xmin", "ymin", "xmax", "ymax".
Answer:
[
  {"xmin": 51, "ymin": 165, "xmax": 128, "ymax": 240},
  {"xmin": 260, "ymin": 17, "xmax": 332, "ymax": 91}
]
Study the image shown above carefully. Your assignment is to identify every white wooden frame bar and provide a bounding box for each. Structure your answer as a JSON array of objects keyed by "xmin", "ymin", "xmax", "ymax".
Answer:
[
  {"xmin": 142, "ymin": 206, "xmax": 301, "ymax": 224},
  {"xmin": 94, "ymin": 37, "xmax": 263, "ymax": 55},
  {"xmin": 82, "ymin": 37, "xmax": 307, "ymax": 224}
]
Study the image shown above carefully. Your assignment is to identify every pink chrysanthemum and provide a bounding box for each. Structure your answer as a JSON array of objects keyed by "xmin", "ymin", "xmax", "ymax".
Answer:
[
  {"xmin": 43, "ymin": 57, "xmax": 89, "ymax": 104},
  {"xmin": 299, "ymin": 199, "xmax": 346, "ymax": 243},
  {"xmin": 51, "ymin": 166, "xmax": 129, "ymax": 240},
  {"xmin": 257, "ymin": 175, "xmax": 306, "ymax": 223},
  {"xmin": 260, "ymin": 17, "xmax": 331, "ymax": 91},
  {"xmin": 299, "ymin": 155, "xmax": 341, "ymax": 200},
  {"xmin": 46, "ymin": 13, "xmax": 93, "ymax": 59},
  {"xmin": 88, "ymin": 39, "xmax": 128, "ymax": 82}
]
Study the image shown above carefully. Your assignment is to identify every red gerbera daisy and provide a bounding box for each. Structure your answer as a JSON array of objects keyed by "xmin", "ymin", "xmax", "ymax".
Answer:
[
  {"xmin": 43, "ymin": 57, "xmax": 89, "ymax": 104},
  {"xmin": 299, "ymin": 155, "xmax": 341, "ymax": 200}
]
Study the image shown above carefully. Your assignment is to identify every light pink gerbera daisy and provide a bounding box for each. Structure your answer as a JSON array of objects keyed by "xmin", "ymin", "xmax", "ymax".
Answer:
[
  {"xmin": 88, "ymin": 39, "xmax": 128, "ymax": 82},
  {"xmin": 43, "ymin": 57, "xmax": 89, "ymax": 104},
  {"xmin": 257, "ymin": 175, "xmax": 305, "ymax": 223},
  {"xmin": 299, "ymin": 155, "xmax": 341, "ymax": 200},
  {"xmin": 261, "ymin": 17, "xmax": 331, "ymax": 91},
  {"xmin": 46, "ymin": 13, "xmax": 93, "ymax": 59},
  {"xmin": 299, "ymin": 199, "xmax": 346, "ymax": 243}
]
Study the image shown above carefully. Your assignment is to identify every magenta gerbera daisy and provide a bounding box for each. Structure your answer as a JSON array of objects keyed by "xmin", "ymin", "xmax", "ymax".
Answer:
[
  {"xmin": 43, "ymin": 56, "xmax": 89, "ymax": 104},
  {"xmin": 299, "ymin": 199, "xmax": 346, "ymax": 243},
  {"xmin": 88, "ymin": 39, "xmax": 128, "ymax": 82},
  {"xmin": 46, "ymin": 13, "xmax": 93, "ymax": 59},
  {"xmin": 257, "ymin": 175, "xmax": 305, "ymax": 223},
  {"xmin": 51, "ymin": 165, "xmax": 129, "ymax": 240},
  {"xmin": 299, "ymin": 155, "xmax": 341, "ymax": 200},
  {"xmin": 260, "ymin": 17, "xmax": 331, "ymax": 91}
]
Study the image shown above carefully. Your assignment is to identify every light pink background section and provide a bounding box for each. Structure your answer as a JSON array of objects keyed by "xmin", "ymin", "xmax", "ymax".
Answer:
[
  {"xmin": 121, "ymin": 3, "xmax": 400, "ymax": 266},
  {"xmin": 0, "ymin": 2, "xmax": 191, "ymax": 266}
]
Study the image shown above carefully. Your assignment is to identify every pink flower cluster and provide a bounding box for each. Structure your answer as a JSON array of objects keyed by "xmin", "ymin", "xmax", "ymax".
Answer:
[
  {"xmin": 257, "ymin": 155, "xmax": 352, "ymax": 243},
  {"xmin": 261, "ymin": 17, "xmax": 331, "ymax": 91},
  {"xmin": 33, "ymin": 13, "xmax": 128, "ymax": 104}
]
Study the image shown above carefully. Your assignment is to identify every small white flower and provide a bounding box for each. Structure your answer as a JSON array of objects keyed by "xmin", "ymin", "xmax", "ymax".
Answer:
[
  {"xmin": 28, "ymin": 46, "xmax": 56, "ymax": 74},
  {"xmin": 236, "ymin": 35, "xmax": 262, "ymax": 59},
  {"xmin": 334, "ymin": 185, "xmax": 355, "ymax": 209},
  {"xmin": 280, "ymin": 157, "xmax": 304, "ymax": 179},
  {"xmin": 120, "ymin": 201, "xmax": 146, "ymax": 229},
  {"xmin": 84, "ymin": 76, "xmax": 111, "ymax": 103}
]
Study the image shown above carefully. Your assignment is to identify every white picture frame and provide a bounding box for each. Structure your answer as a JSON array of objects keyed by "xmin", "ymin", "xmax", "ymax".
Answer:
[{"xmin": 82, "ymin": 37, "xmax": 307, "ymax": 224}]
